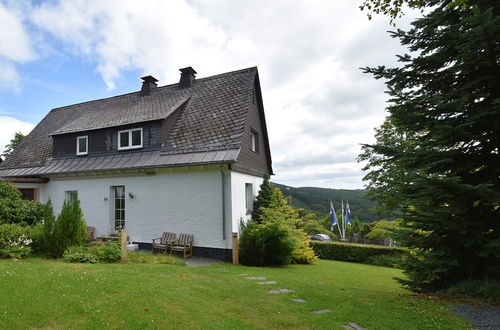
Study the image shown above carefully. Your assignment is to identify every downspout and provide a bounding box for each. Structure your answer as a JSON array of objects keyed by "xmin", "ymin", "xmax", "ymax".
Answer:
[{"xmin": 220, "ymin": 163, "xmax": 226, "ymax": 240}]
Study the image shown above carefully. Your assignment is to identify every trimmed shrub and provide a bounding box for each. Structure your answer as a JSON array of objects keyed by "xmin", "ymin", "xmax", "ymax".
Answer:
[
  {"xmin": 311, "ymin": 241, "xmax": 409, "ymax": 268},
  {"xmin": 239, "ymin": 220, "xmax": 295, "ymax": 266},
  {"xmin": 0, "ymin": 223, "xmax": 32, "ymax": 259},
  {"xmin": 53, "ymin": 200, "xmax": 87, "ymax": 257}
]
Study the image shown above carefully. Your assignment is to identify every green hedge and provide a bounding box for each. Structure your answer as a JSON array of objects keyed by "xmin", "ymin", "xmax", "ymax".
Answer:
[{"xmin": 310, "ymin": 241, "xmax": 409, "ymax": 268}]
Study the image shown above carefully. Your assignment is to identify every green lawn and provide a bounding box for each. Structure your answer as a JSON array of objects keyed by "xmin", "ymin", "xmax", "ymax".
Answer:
[{"xmin": 0, "ymin": 258, "xmax": 469, "ymax": 329}]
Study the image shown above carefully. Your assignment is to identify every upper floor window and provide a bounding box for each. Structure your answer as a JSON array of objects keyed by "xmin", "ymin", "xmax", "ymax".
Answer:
[
  {"xmin": 250, "ymin": 129, "xmax": 259, "ymax": 153},
  {"xmin": 118, "ymin": 128, "xmax": 143, "ymax": 150},
  {"xmin": 76, "ymin": 136, "xmax": 88, "ymax": 155}
]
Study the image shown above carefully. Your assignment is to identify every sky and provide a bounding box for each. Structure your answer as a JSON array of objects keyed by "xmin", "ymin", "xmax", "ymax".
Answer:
[{"xmin": 0, "ymin": 0, "xmax": 420, "ymax": 189}]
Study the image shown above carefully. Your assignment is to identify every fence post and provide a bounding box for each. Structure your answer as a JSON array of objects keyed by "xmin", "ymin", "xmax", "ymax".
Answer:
[
  {"xmin": 232, "ymin": 232, "xmax": 239, "ymax": 265},
  {"xmin": 119, "ymin": 230, "xmax": 127, "ymax": 262}
]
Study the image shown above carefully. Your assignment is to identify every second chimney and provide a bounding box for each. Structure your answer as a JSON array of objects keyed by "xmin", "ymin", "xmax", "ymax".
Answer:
[
  {"xmin": 141, "ymin": 75, "xmax": 158, "ymax": 96},
  {"xmin": 179, "ymin": 67, "xmax": 197, "ymax": 88}
]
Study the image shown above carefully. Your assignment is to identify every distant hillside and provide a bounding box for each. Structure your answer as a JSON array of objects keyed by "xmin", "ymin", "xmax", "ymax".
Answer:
[{"xmin": 273, "ymin": 183, "xmax": 383, "ymax": 222}]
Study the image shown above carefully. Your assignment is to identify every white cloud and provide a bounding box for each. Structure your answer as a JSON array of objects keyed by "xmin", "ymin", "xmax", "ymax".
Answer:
[
  {"xmin": 0, "ymin": 2, "xmax": 34, "ymax": 90},
  {"xmin": 0, "ymin": 116, "xmax": 34, "ymax": 156},
  {"xmin": 13, "ymin": 0, "xmax": 419, "ymax": 188}
]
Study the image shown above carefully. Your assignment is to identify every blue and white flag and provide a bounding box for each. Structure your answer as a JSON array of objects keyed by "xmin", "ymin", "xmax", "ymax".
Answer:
[
  {"xmin": 346, "ymin": 201, "xmax": 352, "ymax": 226},
  {"xmin": 330, "ymin": 201, "xmax": 338, "ymax": 226}
]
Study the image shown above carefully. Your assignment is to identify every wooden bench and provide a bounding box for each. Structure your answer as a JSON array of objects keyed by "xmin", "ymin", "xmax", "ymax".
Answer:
[
  {"xmin": 152, "ymin": 232, "xmax": 176, "ymax": 254},
  {"xmin": 170, "ymin": 233, "xmax": 193, "ymax": 259}
]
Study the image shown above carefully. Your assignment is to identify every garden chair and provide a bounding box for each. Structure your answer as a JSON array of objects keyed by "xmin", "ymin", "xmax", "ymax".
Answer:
[
  {"xmin": 152, "ymin": 232, "xmax": 176, "ymax": 254},
  {"xmin": 170, "ymin": 233, "xmax": 193, "ymax": 259}
]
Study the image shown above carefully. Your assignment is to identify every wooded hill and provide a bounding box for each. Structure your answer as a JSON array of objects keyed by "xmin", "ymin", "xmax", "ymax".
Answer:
[{"xmin": 273, "ymin": 183, "xmax": 383, "ymax": 222}]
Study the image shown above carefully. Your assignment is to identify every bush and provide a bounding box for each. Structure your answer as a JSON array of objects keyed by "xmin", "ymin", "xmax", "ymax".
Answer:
[
  {"xmin": 0, "ymin": 224, "xmax": 32, "ymax": 259},
  {"xmin": 239, "ymin": 220, "xmax": 295, "ymax": 266},
  {"xmin": 89, "ymin": 241, "xmax": 121, "ymax": 263},
  {"xmin": 310, "ymin": 241, "xmax": 409, "ymax": 268},
  {"xmin": 63, "ymin": 242, "xmax": 121, "ymax": 263},
  {"xmin": 126, "ymin": 251, "xmax": 185, "ymax": 265},
  {"xmin": 445, "ymin": 279, "xmax": 500, "ymax": 303},
  {"xmin": 290, "ymin": 230, "xmax": 318, "ymax": 264},
  {"xmin": 0, "ymin": 180, "xmax": 45, "ymax": 226},
  {"xmin": 63, "ymin": 246, "xmax": 98, "ymax": 263},
  {"xmin": 52, "ymin": 200, "xmax": 87, "ymax": 257}
]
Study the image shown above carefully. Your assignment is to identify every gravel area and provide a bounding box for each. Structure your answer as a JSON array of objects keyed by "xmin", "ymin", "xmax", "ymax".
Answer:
[{"xmin": 452, "ymin": 304, "xmax": 500, "ymax": 330}]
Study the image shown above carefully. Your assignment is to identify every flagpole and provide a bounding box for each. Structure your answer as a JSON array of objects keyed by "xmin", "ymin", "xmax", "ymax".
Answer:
[{"xmin": 341, "ymin": 200, "xmax": 345, "ymax": 240}]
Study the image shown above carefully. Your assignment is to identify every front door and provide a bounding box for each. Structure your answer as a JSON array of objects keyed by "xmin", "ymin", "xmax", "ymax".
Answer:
[{"xmin": 113, "ymin": 186, "xmax": 125, "ymax": 230}]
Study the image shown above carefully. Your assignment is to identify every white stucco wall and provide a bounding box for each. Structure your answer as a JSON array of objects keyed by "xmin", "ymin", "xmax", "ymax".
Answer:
[
  {"xmin": 229, "ymin": 171, "xmax": 263, "ymax": 235},
  {"xmin": 33, "ymin": 166, "xmax": 227, "ymax": 249}
]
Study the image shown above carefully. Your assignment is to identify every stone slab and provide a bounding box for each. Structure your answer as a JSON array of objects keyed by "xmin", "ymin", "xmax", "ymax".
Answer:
[
  {"xmin": 311, "ymin": 309, "xmax": 331, "ymax": 314},
  {"xmin": 245, "ymin": 276, "xmax": 267, "ymax": 280},
  {"xmin": 292, "ymin": 299, "xmax": 306, "ymax": 303},
  {"xmin": 342, "ymin": 323, "xmax": 366, "ymax": 330},
  {"xmin": 269, "ymin": 289, "xmax": 294, "ymax": 294},
  {"xmin": 258, "ymin": 281, "xmax": 277, "ymax": 285}
]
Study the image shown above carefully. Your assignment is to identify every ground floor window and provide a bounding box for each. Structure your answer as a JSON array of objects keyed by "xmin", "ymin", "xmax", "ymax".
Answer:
[
  {"xmin": 245, "ymin": 183, "xmax": 254, "ymax": 214},
  {"xmin": 65, "ymin": 190, "xmax": 78, "ymax": 202},
  {"xmin": 19, "ymin": 188, "xmax": 36, "ymax": 201},
  {"xmin": 113, "ymin": 186, "xmax": 125, "ymax": 230}
]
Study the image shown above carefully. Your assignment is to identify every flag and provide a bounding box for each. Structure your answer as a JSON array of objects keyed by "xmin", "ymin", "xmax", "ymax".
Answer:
[
  {"xmin": 346, "ymin": 201, "xmax": 352, "ymax": 226},
  {"xmin": 330, "ymin": 201, "xmax": 338, "ymax": 226}
]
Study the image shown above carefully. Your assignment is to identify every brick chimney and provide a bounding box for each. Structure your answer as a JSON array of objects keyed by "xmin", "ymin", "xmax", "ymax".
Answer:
[
  {"xmin": 179, "ymin": 67, "xmax": 197, "ymax": 88},
  {"xmin": 140, "ymin": 75, "xmax": 158, "ymax": 96}
]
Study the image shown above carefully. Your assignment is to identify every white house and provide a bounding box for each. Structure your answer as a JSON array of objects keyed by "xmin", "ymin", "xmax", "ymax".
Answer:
[{"xmin": 0, "ymin": 67, "xmax": 273, "ymax": 261}]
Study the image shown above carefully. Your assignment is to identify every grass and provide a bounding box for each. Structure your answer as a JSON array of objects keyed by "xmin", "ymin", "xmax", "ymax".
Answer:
[{"xmin": 0, "ymin": 258, "xmax": 469, "ymax": 329}]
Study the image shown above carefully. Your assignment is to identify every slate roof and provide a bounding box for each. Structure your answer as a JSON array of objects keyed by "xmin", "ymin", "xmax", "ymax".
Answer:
[{"xmin": 0, "ymin": 67, "xmax": 260, "ymax": 177}]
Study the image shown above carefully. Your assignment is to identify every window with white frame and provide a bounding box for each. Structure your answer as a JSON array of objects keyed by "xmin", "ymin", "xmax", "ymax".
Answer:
[
  {"xmin": 118, "ymin": 128, "xmax": 143, "ymax": 150},
  {"xmin": 245, "ymin": 183, "xmax": 254, "ymax": 214},
  {"xmin": 250, "ymin": 129, "xmax": 259, "ymax": 153},
  {"xmin": 76, "ymin": 136, "xmax": 88, "ymax": 155},
  {"xmin": 65, "ymin": 190, "xmax": 78, "ymax": 203}
]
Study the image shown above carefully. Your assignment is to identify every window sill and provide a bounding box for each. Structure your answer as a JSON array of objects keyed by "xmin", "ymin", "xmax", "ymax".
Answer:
[{"xmin": 118, "ymin": 146, "xmax": 143, "ymax": 151}]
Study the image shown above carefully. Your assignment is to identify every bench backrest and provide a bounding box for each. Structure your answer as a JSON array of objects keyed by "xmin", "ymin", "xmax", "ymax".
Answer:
[
  {"xmin": 161, "ymin": 232, "xmax": 176, "ymax": 244},
  {"xmin": 177, "ymin": 233, "xmax": 193, "ymax": 246}
]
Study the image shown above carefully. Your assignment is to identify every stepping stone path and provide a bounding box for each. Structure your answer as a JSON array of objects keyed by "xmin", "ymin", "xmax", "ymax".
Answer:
[
  {"xmin": 342, "ymin": 323, "xmax": 366, "ymax": 330},
  {"xmin": 269, "ymin": 289, "xmax": 295, "ymax": 294},
  {"xmin": 239, "ymin": 274, "xmax": 335, "ymax": 319}
]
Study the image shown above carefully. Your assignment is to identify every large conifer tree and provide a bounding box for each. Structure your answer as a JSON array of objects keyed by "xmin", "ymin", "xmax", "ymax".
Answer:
[{"xmin": 359, "ymin": 0, "xmax": 500, "ymax": 291}]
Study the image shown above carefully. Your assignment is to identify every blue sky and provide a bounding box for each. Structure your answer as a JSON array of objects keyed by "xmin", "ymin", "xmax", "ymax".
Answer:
[{"xmin": 0, "ymin": 0, "xmax": 418, "ymax": 189}]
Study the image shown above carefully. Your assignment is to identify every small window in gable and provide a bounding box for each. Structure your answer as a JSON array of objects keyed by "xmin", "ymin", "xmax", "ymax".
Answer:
[
  {"xmin": 76, "ymin": 136, "xmax": 88, "ymax": 155},
  {"xmin": 118, "ymin": 128, "xmax": 143, "ymax": 150},
  {"xmin": 250, "ymin": 129, "xmax": 259, "ymax": 153}
]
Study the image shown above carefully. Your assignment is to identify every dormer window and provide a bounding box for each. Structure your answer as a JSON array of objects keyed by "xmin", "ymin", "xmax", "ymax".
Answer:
[
  {"xmin": 118, "ymin": 128, "xmax": 143, "ymax": 150},
  {"xmin": 250, "ymin": 129, "xmax": 259, "ymax": 153},
  {"xmin": 76, "ymin": 136, "xmax": 88, "ymax": 155}
]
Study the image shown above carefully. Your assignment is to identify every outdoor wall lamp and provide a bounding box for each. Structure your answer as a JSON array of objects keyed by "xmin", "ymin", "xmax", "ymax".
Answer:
[{"xmin": 128, "ymin": 192, "xmax": 135, "ymax": 198}]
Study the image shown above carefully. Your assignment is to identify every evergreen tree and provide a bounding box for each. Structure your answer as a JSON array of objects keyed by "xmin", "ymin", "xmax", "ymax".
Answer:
[
  {"xmin": 251, "ymin": 173, "xmax": 275, "ymax": 223},
  {"xmin": 359, "ymin": 0, "xmax": 500, "ymax": 292},
  {"xmin": 2, "ymin": 132, "xmax": 26, "ymax": 160},
  {"xmin": 53, "ymin": 199, "xmax": 87, "ymax": 257}
]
